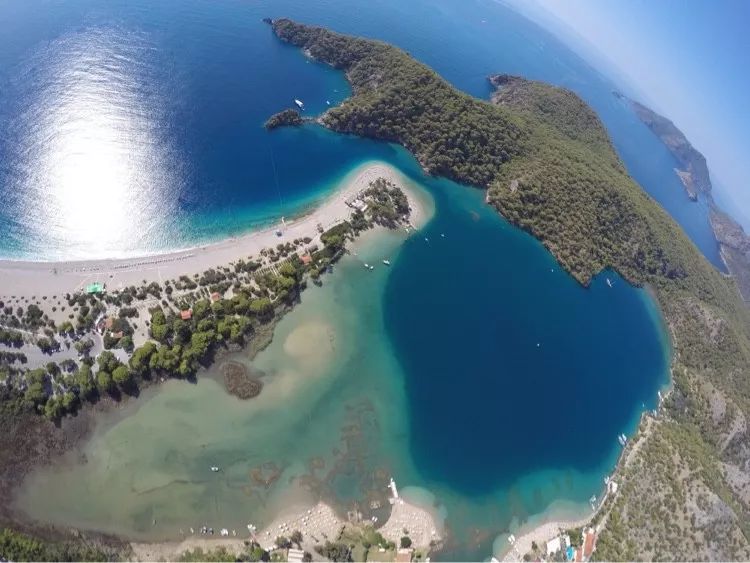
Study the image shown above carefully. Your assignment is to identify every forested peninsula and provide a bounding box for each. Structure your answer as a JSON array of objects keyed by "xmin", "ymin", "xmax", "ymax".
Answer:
[{"xmin": 269, "ymin": 18, "xmax": 750, "ymax": 560}]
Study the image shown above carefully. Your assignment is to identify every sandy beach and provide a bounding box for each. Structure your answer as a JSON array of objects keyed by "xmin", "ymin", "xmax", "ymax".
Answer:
[
  {"xmin": 378, "ymin": 497, "xmax": 442, "ymax": 550},
  {"xmin": 130, "ymin": 498, "xmax": 442, "ymax": 561},
  {"xmin": 0, "ymin": 161, "xmax": 430, "ymax": 298},
  {"xmin": 499, "ymin": 513, "xmax": 593, "ymax": 562}
]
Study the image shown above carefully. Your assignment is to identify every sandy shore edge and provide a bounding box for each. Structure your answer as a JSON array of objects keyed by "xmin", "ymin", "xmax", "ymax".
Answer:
[
  {"xmin": 498, "ymin": 510, "xmax": 594, "ymax": 562},
  {"xmin": 130, "ymin": 499, "xmax": 442, "ymax": 562},
  {"xmin": 0, "ymin": 161, "xmax": 431, "ymax": 298}
]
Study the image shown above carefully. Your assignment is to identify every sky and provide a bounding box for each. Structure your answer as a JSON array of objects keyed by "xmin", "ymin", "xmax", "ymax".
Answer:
[{"xmin": 507, "ymin": 0, "xmax": 750, "ymax": 227}]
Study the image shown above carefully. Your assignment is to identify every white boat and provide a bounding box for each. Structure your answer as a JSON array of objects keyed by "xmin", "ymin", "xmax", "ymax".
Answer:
[
  {"xmin": 294, "ymin": 98, "xmax": 304, "ymax": 108},
  {"xmin": 369, "ymin": 265, "xmax": 374, "ymax": 270},
  {"xmin": 210, "ymin": 466, "xmax": 220, "ymax": 472},
  {"xmin": 383, "ymin": 259, "xmax": 391, "ymax": 266},
  {"xmin": 364, "ymin": 263, "xmax": 370, "ymax": 269},
  {"xmin": 424, "ymin": 237, "xmax": 429, "ymax": 242},
  {"xmin": 326, "ymin": 100, "xmax": 331, "ymax": 105},
  {"xmin": 606, "ymin": 277, "xmax": 613, "ymax": 287},
  {"xmin": 617, "ymin": 434, "xmax": 627, "ymax": 446}
]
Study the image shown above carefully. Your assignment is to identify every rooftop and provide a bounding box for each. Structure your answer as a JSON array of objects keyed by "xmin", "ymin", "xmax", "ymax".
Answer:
[
  {"xmin": 583, "ymin": 531, "xmax": 596, "ymax": 558},
  {"xmin": 85, "ymin": 282, "xmax": 104, "ymax": 294}
]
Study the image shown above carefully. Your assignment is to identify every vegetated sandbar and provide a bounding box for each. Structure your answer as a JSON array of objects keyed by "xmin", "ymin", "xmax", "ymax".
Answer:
[{"xmin": 0, "ymin": 161, "xmax": 428, "ymax": 298}]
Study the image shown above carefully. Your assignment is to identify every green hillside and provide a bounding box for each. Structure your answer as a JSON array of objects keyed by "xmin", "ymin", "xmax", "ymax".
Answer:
[{"xmin": 271, "ymin": 18, "xmax": 750, "ymax": 559}]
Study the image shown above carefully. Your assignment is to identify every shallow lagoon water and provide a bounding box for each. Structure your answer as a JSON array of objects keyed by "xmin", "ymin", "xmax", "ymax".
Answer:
[
  {"xmin": 16, "ymin": 167, "xmax": 669, "ymax": 559},
  {"xmin": 6, "ymin": 0, "xmax": 678, "ymax": 559}
]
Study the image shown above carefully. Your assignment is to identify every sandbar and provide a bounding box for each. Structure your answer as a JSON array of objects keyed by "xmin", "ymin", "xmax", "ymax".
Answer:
[{"xmin": 0, "ymin": 161, "xmax": 429, "ymax": 299}]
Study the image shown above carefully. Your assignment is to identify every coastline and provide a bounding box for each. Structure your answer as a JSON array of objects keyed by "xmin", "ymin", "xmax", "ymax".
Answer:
[
  {"xmin": 499, "ymin": 510, "xmax": 593, "ymax": 562},
  {"xmin": 1, "ymin": 160, "xmax": 437, "ymax": 557},
  {"xmin": 130, "ymin": 496, "xmax": 443, "ymax": 560},
  {"xmin": 0, "ymin": 160, "xmax": 430, "ymax": 299},
  {"xmin": 496, "ymin": 412, "xmax": 660, "ymax": 562}
]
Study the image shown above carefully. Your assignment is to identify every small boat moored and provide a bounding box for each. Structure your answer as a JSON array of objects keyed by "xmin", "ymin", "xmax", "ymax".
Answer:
[
  {"xmin": 294, "ymin": 98, "xmax": 304, "ymax": 109},
  {"xmin": 382, "ymin": 259, "xmax": 391, "ymax": 266}
]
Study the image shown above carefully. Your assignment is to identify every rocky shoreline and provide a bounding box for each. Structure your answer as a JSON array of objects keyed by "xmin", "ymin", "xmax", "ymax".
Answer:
[
  {"xmin": 614, "ymin": 91, "xmax": 750, "ymax": 304},
  {"xmin": 613, "ymin": 91, "xmax": 711, "ymax": 200}
]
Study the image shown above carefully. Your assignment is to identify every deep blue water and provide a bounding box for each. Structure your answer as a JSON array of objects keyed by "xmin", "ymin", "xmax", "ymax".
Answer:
[
  {"xmin": 0, "ymin": 0, "xmax": 685, "ymax": 555},
  {"xmin": 0, "ymin": 0, "xmax": 723, "ymax": 266},
  {"xmin": 386, "ymin": 173, "xmax": 667, "ymax": 497}
]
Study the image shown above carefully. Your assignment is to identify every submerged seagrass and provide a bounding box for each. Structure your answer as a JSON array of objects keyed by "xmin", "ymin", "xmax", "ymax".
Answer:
[{"xmin": 270, "ymin": 18, "xmax": 750, "ymax": 559}]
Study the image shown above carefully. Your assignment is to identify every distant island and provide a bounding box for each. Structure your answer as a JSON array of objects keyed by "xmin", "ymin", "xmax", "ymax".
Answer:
[
  {"xmin": 615, "ymin": 90, "xmax": 750, "ymax": 303},
  {"xmin": 613, "ymin": 90, "xmax": 710, "ymax": 201},
  {"xmin": 269, "ymin": 19, "xmax": 750, "ymax": 560}
]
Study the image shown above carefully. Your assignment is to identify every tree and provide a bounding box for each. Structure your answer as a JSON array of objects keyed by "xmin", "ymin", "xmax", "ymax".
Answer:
[
  {"xmin": 36, "ymin": 337, "xmax": 54, "ymax": 354},
  {"xmin": 400, "ymin": 536, "xmax": 412, "ymax": 549},
  {"xmin": 192, "ymin": 299, "xmax": 211, "ymax": 321},
  {"xmin": 120, "ymin": 334, "xmax": 134, "ymax": 353},
  {"xmin": 112, "ymin": 365, "xmax": 133, "ymax": 390},
  {"xmin": 245, "ymin": 542, "xmax": 270, "ymax": 562},
  {"xmin": 249, "ymin": 298, "xmax": 273, "ymax": 320},
  {"xmin": 278, "ymin": 262, "xmax": 297, "ymax": 279},
  {"xmin": 74, "ymin": 338, "xmax": 94, "ymax": 356},
  {"xmin": 43, "ymin": 396, "xmax": 65, "ymax": 420},
  {"xmin": 275, "ymin": 536, "xmax": 292, "ymax": 549},
  {"xmin": 0, "ymin": 528, "xmax": 108, "ymax": 561},
  {"xmin": 96, "ymin": 370, "xmax": 114, "ymax": 394},
  {"xmin": 188, "ymin": 331, "xmax": 215, "ymax": 363},
  {"xmin": 315, "ymin": 541, "xmax": 352, "ymax": 562},
  {"xmin": 25, "ymin": 381, "xmax": 47, "ymax": 407},
  {"xmin": 130, "ymin": 342, "xmax": 157, "ymax": 377},
  {"xmin": 150, "ymin": 320, "xmax": 170, "ymax": 343},
  {"xmin": 74, "ymin": 364, "xmax": 96, "ymax": 400},
  {"xmin": 97, "ymin": 350, "xmax": 120, "ymax": 373},
  {"xmin": 290, "ymin": 530, "xmax": 303, "ymax": 548},
  {"xmin": 61, "ymin": 391, "xmax": 78, "ymax": 412}
]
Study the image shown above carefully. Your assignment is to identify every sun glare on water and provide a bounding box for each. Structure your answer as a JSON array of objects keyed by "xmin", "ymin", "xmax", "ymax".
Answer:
[{"xmin": 11, "ymin": 26, "xmax": 184, "ymax": 259}]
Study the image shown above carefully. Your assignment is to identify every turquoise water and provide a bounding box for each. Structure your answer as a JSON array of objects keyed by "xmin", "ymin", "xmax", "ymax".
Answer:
[
  {"xmin": 15, "ymin": 162, "xmax": 669, "ymax": 560},
  {"xmin": 5, "ymin": 0, "xmax": 678, "ymax": 559}
]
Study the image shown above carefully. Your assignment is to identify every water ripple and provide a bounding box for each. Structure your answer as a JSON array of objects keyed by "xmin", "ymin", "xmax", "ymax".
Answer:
[{"xmin": 2, "ymin": 24, "xmax": 187, "ymax": 260}]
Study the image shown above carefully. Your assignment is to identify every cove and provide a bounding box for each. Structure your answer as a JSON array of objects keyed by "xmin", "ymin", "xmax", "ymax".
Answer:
[{"xmin": 14, "ymin": 161, "xmax": 669, "ymax": 560}]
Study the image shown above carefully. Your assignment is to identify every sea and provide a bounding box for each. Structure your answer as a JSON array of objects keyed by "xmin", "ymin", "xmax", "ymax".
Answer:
[{"xmin": 1, "ymin": 0, "xmax": 716, "ymax": 559}]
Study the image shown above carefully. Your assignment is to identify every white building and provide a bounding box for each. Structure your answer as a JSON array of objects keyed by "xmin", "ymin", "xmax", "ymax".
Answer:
[{"xmin": 546, "ymin": 536, "xmax": 561, "ymax": 556}]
